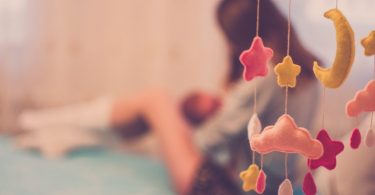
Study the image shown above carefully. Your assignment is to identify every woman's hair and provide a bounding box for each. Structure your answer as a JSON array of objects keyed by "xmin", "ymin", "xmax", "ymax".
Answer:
[{"xmin": 217, "ymin": 0, "xmax": 319, "ymax": 85}]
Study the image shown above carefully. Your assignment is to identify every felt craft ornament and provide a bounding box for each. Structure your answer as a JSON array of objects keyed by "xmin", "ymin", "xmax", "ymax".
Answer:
[
  {"xmin": 238, "ymin": 0, "xmax": 272, "ymax": 192},
  {"xmin": 303, "ymin": 172, "xmax": 317, "ymax": 195},
  {"xmin": 346, "ymin": 31, "xmax": 375, "ymax": 148},
  {"xmin": 346, "ymin": 80, "xmax": 375, "ymax": 149},
  {"xmin": 251, "ymin": 0, "xmax": 322, "ymax": 158},
  {"xmin": 304, "ymin": 4, "xmax": 353, "ymax": 194},
  {"xmin": 346, "ymin": 80, "xmax": 375, "ymax": 117},
  {"xmin": 250, "ymin": 0, "xmax": 326, "ymax": 193},
  {"xmin": 274, "ymin": 56, "xmax": 301, "ymax": 88},
  {"xmin": 278, "ymin": 179, "xmax": 293, "ymax": 195},
  {"xmin": 240, "ymin": 37, "xmax": 274, "ymax": 81},
  {"xmin": 350, "ymin": 128, "xmax": 361, "ymax": 149},
  {"xmin": 251, "ymin": 114, "xmax": 323, "ymax": 159},
  {"xmin": 239, "ymin": 164, "xmax": 260, "ymax": 192},
  {"xmin": 361, "ymin": 31, "xmax": 375, "ymax": 56},
  {"xmin": 313, "ymin": 9, "xmax": 355, "ymax": 89},
  {"xmin": 247, "ymin": 113, "xmax": 262, "ymax": 141},
  {"xmin": 362, "ymin": 31, "xmax": 375, "ymax": 147},
  {"xmin": 307, "ymin": 129, "xmax": 344, "ymax": 170},
  {"xmin": 255, "ymin": 170, "xmax": 267, "ymax": 194}
]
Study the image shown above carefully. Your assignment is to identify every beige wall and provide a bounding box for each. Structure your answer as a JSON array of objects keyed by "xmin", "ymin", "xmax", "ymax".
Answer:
[{"xmin": 23, "ymin": 0, "xmax": 228, "ymax": 104}]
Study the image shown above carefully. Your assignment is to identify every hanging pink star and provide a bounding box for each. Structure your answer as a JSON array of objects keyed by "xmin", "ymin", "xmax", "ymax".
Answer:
[
  {"xmin": 308, "ymin": 129, "xmax": 344, "ymax": 170},
  {"xmin": 239, "ymin": 36, "xmax": 274, "ymax": 81}
]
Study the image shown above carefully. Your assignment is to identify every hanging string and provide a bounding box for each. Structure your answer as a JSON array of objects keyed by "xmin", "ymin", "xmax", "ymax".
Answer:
[
  {"xmin": 260, "ymin": 154, "xmax": 264, "ymax": 169},
  {"xmin": 322, "ymin": 87, "xmax": 326, "ymax": 128},
  {"xmin": 287, "ymin": 0, "xmax": 292, "ymax": 56},
  {"xmin": 284, "ymin": 0, "xmax": 292, "ymax": 115},
  {"xmin": 251, "ymin": 0, "xmax": 262, "ymax": 165},
  {"xmin": 253, "ymin": 0, "xmax": 261, "ymax": 115},
  {"xmin": 256, "ymin": 0, "xmax": 260, "ymax": 37},
  {"xmin": 251, "ymin": 85, "xmax": 257, "ymax": 165},
  {"xmin": 284, "ymin": 87, "xmax": 289, "ymax": 114},
  {"xmin": 284, "ymin": 0, "xmax": 292, "ymax": 180},
  {"xmin": 253, "ymin": 86, "xmax": 257, "ymax": 114},
  {"xmin": 284, "ymin": 153, "xmax": 289, "ymax": 179},
  {"xmin": 307, "ymin": 157, "xmax": 312, "ymax": 171},
  {"xmin": 252, "ymin": 150, "xmax": 256, "ymax": 164},
  {"xmin": 371, "ymin": 56, "xmax": 375, "ymax": 130}
]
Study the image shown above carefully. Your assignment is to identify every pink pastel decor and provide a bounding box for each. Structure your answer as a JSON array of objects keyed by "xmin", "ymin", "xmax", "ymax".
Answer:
[
  {"xmin": 346, "ymin": 80, "xmax": 375, "ymax": 117},
  {"xmin": 251, "ymin": 114, "xmax": 323, "ymax": 159},
  {"xmin": 240, "ymin": 37, "xmax": 273, "ymax": 81},
  {"xmin": 308, "ymin": 129, "xmax": 344, "ymax": 170},
  {"xmin": 303, "ymin": 172, "xmax": 317, "ymax": 195},
  {"xmin": 255, "ymin": 170, "xmax": 267, "ymax": 194}
]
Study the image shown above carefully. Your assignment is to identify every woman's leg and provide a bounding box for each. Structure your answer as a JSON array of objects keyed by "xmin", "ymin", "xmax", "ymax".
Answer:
[
  {"xmin": 18, "ymin": 96, "xmax": 115, "ymax": 131},
  {"xmin": 18, "ymin": 90, "xmax": 155, "ymax": 131}
]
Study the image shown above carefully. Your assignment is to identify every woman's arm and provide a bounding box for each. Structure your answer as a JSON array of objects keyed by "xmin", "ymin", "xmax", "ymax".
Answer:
[
  {"xmin": 112, "ymin": 89, "xmax": 241, "ymax": 194},
  {"xmin": 140, "ymin": 90, "xmax": 203, "ymax": 194},
  {"xmin": 141, "ymin": 90, "xmax": 243, "ymax": 195}
]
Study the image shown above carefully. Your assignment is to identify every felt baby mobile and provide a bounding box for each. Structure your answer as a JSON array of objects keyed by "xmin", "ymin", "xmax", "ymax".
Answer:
[
  {"xmin": 241, "ymin": 0, "xmax": 324, "ymax": 194},
  {"xmin": 305, "ymin": 1, "xmax": 353, "ymax": 194},
  {"xmin": 266, "ymin": 1, "xmax": 323, "ymax": 194},
  {"xmin": 239, "ymin": 0, "xmax": 273, "ymax": 193},
  {"xmin": 346, "ymin": 31, "xmax": 375, "ymax": 147}
]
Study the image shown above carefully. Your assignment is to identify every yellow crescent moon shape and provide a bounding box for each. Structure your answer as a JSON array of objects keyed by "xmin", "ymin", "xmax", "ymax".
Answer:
[{"xmin": 313, "ymin": 9, "xmax": 355, "ymax": 89}]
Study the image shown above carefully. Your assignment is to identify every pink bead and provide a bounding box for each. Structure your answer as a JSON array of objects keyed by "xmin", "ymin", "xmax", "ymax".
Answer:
[
  {"xmin": 255, "ymin": 170, "xmax": 267, "ymax": 194},
  {"xmin": 278, "ymin": 179, "xmax": 293, "ymax": 195},
  {"xmin": 350, "ymin": 128, "xmax": 361, "ymax": 149},
  {"xmin": 303, "ymin": 172, "xmax": 317, "ymax": 195}
]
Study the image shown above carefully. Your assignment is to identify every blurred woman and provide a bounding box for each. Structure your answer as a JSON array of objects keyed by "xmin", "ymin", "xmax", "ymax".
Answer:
[
  {"xmin": 18, "ymin": 0, "xmax": 321, "ymax": 194},
  {"xmin": 151, "ymin": 0, "xmax": 320, "ymax": 194}
]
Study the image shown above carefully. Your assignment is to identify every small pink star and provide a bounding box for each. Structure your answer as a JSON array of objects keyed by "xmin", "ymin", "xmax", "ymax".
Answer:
[
  {"xmin": 308, "ymin": 129, "xmax": 344, "ymax": 170},
  {"xmin": 239, "ymin": 36, "xmax": 274, "ymax": 81}
]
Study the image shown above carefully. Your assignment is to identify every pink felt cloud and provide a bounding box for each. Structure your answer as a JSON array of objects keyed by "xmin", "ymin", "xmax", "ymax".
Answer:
[
  {"xmin": 346, "ymin": 80, "xmax": 375, "ymax": 117},
  {"xmin": 308, "ymin": 129, "xmax": 344, "ymax": 170},
  {"xmin": 250, "ymin": 114, "xmax": 323, "ymax": 159},
  {"xmin": 303, "ymin": 172, "xmax": 317, "ymax": 195},
  {"xmin": 256, "ymin": 170, "xmax": 267, "ymax": 194},
  {"xmin": 239, "ymin": 36, "xmax": 273, "ymax": 81},
  {"xmin": 350, "ymin": 128, "xmax": 361, "ymax": 149}
]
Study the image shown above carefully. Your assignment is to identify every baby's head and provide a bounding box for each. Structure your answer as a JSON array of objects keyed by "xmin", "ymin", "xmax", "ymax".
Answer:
[{"xmin": 181, "ymin": 92, "xmax": 222, "ymax": 126}]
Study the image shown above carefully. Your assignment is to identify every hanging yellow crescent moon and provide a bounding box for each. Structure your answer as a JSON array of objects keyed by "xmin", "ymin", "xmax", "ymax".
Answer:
[{"xmin": 313, "ymin": 9, "xmax": 355, "ymax": 89}]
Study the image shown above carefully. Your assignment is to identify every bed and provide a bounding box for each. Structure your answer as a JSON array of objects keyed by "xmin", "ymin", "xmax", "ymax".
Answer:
[{"xmin": 0, "ymin": 136, "xmax": 173, "ymax": 195}]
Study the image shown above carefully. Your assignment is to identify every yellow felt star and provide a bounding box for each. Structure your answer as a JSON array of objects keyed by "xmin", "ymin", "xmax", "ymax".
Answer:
[
  {"xmin": 361, "ymin": 31, "xmax": 375, "ymax": 56},
  {"xmin": 274, "ymin": 55, "xmax": 301, "ymax": 88},
  {"xmin": 239, "ymin": 164, "xmax": 260, "ymax": 192}
]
